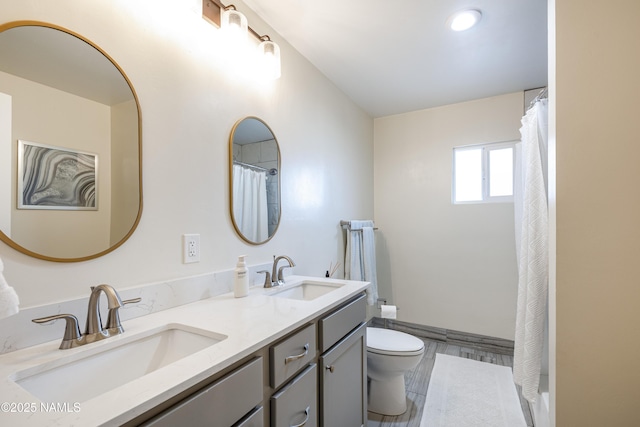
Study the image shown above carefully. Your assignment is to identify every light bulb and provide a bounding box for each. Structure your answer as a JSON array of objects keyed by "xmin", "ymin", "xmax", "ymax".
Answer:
[
  {"xmin": 449, "ymin": 9, "xmax": 482, "ymax": 32},
  {"xmin": 258, "ymin": 39, "xmax": 281, "ymax": 79},
  {"xmin": 221, "ymin": 7, "xmax": 248, "ymax": 40}
]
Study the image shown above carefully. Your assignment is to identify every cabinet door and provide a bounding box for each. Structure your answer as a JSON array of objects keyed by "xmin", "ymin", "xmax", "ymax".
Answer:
[{"xmin": 319, "ymin": 323, "xmax": 366, "ymax": 427}]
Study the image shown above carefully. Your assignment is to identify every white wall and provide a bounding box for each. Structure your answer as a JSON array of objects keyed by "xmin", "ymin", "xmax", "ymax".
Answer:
[
  {"xmin": 374, "ymin": 92, "xmax": 523, "ymax": 340},
  {"xmin": 0, "ymin": 0, "xmax": 373, "ymax": 308}
]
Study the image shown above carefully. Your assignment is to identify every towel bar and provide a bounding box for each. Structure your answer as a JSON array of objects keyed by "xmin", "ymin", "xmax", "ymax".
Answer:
[{"xmin": 340, "ymin": 220, "xmax": 379, "ymax": 230}]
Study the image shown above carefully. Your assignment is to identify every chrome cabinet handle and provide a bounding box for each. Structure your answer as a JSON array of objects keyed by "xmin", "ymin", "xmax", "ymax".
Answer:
[
  {"xmin": 290, "ymin": 406, "xmax": 310, "ymax": 427},
  {"xmin": 284, "ymin": 343, "xmax": 309, "ymax": 364},
  {"xmin": 325, "ymin": 364, "xmax": 335, "ymax": 373}
]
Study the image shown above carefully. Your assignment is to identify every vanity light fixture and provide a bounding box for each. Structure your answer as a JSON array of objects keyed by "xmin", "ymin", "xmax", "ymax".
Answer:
[
  {"xmin": 258, "ymin": 36, "xmax": 281, "ymax": 79},
  {"xmin": 220, "ymin": 5, "xmax": 248, "ymax": 41},
  {"xmin": 203, "ymin": 0, "xmax": 282, "ymax": 79},
  {"xmin": 448, "ymin": 9, "xmax": 482, "ymax": 32}
]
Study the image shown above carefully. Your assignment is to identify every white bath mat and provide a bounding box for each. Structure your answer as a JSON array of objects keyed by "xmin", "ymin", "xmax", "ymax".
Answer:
[{"xmin": 420, "ymin": 354, "xmax": 527, "ymax": 427}]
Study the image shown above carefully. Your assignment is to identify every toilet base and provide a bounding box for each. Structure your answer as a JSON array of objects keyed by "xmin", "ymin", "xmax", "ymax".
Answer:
[{"xmin": 368, "ymin": 375, "xmax": 407, "ymax": 416}]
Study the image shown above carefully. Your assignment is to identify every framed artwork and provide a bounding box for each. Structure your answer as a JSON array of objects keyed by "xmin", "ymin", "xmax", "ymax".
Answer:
[{"xmin": 17, "ymin": 140, "xmax": 98, "ymax": 210}]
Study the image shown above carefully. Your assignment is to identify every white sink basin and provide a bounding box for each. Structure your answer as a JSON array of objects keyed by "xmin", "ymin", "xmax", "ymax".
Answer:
[
  {"xmin": 12, "ymin": 323, "xmax": 226, "ymax": 403},
  {"xmin": 271, "ymin": 281, "xmax": 344, "ymax": 301}
]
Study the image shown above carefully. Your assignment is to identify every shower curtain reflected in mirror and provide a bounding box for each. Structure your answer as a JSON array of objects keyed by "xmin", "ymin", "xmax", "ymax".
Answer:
[
  {"xmin": 513, "ymin": 97, "xmax": 549, "ymax": 403},
  {"xmin": 232, "ymin": 164, "xmax": 268, "ymax": 242}
]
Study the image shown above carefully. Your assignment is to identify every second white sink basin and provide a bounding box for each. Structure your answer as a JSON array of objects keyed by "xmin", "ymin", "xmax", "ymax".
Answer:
[
  {"xmin": 271, "ymin": 281, "xmax": 344, "ymax": 301},
  {"xmin": 12, "ymin": 323, "xmax": 226, "ymax": 403}
]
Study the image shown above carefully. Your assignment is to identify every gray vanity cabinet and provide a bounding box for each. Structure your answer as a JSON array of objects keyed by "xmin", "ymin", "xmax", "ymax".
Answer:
[
  {"xmin": 268, "ymin": 293, "xmax": 366, "ymax": 427},
  {"xmin": 130, "ymin": 292, "xmax": 366, "ymax": 427}
]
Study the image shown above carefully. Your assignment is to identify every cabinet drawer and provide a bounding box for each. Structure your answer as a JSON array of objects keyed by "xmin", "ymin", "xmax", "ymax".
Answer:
[
  {"xmin": 234, "ymin": 406, "xmax": 264, "ymax": 427},
  {"xmin": 270, "ymin": 323, "xmax": 316, "ymax": 389},
  {"xmin": 271, "ymin": 364, "xmax": 318, "ymax": 427},
  {"xmin": 144, "ymin": 357, "xmax": 263, "ymax": 427},
  {"xmin": 318, "ymin": 293, "xmax": 366, "ymax": 352}
]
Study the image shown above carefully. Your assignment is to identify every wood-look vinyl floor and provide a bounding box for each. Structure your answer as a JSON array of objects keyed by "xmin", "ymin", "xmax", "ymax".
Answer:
[{"xmin": 366, "ymin": 338, "xmax": 534, "ymax": 427}]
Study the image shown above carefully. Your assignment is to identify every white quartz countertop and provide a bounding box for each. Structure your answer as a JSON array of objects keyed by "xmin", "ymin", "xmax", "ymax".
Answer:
[{"xmin": 0, "ymin": 275, "xmax": 369, "ymax": 426}]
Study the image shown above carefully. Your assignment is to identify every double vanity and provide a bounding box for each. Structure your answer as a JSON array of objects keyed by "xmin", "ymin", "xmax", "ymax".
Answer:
[{"xmin": 0, "ymin": 276, "xmax": 369, "ymax": 426}]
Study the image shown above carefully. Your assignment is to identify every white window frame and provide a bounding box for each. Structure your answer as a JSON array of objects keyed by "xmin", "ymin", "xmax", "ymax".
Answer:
[{"xmin": 452, "ymin": 141, "xmax": 516, "ymax": 204}]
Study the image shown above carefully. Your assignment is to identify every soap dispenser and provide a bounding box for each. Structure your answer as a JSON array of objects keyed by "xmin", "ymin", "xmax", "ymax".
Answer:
[{"xmin": 234, "ymin": 255, "xmax": 249, "ymax": 298}]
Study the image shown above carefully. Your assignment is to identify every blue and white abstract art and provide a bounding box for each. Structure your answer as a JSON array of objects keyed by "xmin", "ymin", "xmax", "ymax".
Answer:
[{"xmin": 18, "ymin": 140, "xmax": 97, "ymax": 210}]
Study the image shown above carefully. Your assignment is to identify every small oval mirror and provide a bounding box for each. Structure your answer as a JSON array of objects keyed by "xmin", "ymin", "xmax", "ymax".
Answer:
[
  {"xmin": 229, "ymin": 117, "xmax": 280, "ymax": 244},
  {"xmin": 0, "ymin": 21, "xmax": 142, "ymax": 262}
]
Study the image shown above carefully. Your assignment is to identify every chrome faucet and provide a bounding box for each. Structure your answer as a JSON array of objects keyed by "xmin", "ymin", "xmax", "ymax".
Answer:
[
  {"xmin": 32, "ymin": 284, "xmax": 140, "ymax": 349},
  {"xmin": 86, "ymin": 284, "xmax": 123, "ymax": 337},
  {"xmin": 270, "ymin": 255, "xmax": 295, "ymax": 287}
]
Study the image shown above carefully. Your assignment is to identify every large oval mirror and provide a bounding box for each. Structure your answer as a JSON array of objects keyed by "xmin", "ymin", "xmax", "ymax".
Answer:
[
  {"xmin": 0, "ymin": 21, "xmax": 142, "ymax": 262},
  {"xmin": 229, "ymin": 117, "xmax": 280, "ymax": 244}
]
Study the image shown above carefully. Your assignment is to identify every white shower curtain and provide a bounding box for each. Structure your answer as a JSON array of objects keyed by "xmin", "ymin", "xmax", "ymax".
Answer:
[
  {"xmin": 232, "ymin": 164, "xmax": 268, "ymax": 242},
  {"xmin": 513, "ymin": 99, "xmax": 549, "ymax": 403}
]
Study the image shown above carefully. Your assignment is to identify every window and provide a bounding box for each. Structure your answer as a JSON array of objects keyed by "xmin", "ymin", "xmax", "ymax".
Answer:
[{"xmin": 453, "ymin": 142, "xmax": 515, "ymax": 204}]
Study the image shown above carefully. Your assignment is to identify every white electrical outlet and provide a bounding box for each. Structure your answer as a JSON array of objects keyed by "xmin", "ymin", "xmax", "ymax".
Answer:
[{"xmin": 183, "ymin": 234, "xmax": 200, "ymax": 263}]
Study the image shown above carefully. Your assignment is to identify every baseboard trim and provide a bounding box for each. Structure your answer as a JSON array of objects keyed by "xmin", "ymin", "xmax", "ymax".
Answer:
[{"xmin": 370, "ymin": 317, "xmax": 515, "ymax": 355}]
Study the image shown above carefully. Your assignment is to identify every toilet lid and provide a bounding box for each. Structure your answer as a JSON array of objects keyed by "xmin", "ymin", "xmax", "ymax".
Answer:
[{"xmin": 366, "ymin": 327, "xmax": 424, "ymax": 356}]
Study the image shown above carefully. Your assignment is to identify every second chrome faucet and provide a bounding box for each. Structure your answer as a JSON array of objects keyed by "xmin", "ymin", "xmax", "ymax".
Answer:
[{"xmin": 260, "ymin": 255, "xmax": 295, "ymax": 288}]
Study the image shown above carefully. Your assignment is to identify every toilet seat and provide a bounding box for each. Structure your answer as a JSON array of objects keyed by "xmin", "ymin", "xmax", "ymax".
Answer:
[{"xmin": 366, "ymin": 328, "xmax": 424, "ymax": 356}]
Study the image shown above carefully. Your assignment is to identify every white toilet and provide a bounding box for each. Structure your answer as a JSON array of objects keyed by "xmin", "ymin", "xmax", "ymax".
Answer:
[{"xmin": 366, "ymin": 327, "xmax": 425, "ymax": 415}]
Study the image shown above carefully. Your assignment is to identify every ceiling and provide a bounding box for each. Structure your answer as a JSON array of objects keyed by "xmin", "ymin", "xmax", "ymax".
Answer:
[{"xmin": 242, "ymin": 0, "xmax": 548, "ymax": 118}]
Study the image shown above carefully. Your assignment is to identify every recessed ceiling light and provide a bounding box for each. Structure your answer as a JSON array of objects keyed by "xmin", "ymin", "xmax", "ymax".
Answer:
[{"xmin": 448, "ymin": 9, "xmax": 482, "ymax": 32}]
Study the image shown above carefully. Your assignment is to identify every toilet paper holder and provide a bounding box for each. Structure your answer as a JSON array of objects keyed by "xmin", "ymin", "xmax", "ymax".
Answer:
[
  {"xmin": 376, "ymin": 298, "xmax": 399, "ymax": 311},
  {"xmin": 377, "ymin": 298, "xmax": 399, "ymax": 328}
]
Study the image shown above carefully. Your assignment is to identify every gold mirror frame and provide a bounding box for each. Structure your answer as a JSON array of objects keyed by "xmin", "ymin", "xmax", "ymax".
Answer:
[
  {"xmin": 0, "ymin": 21, "xmax": 142, "ymax": 262},
  {"xmin": 229, "ymin": 117, "xmax": 281, "ymax": 245}
]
